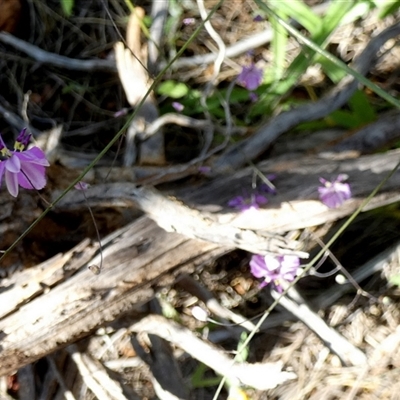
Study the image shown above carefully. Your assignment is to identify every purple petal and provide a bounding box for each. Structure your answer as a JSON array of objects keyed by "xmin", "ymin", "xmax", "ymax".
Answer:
[
  {"xmin": 237, "ymin": 64, "xmax": 263, "ymax": 91},
  {"xmin": 228, "ymin": 196, "xmax": 245, "ymax": 208},
  {"xmin": 319, "ymin": 177, "xmax": 328, "ymax": 185},
  {"xmin": 5, "ymin": 169, "xmax": 19, "ymax": 197},
  {"xmin": 198, "ymin": 166, "xmax": 211, "ymax": 174},
  {"xmin": 172, "ymin": 102, "xmax": 184, "ymax": 112},
  {"xmin": 18, "ymin": 147, "xmax": 50, "ymax": 166},
  {"xmin": 18, "ymin": 162, "xmax": 46, "ymax": 190},
  {"xmin": 183, "ymin": 17, "xmax": 195, "ymax": 25},
  {"xmin": 263, "ymin": 255, "xmax": 281, "ymax": 272},
  {"xmin": 254, "ymin": 194, "xmax": 268, "ymax": 205},
  {"xmin": 0, "ymin": 161, "xmax": 5, "ymax": 187},
  {"xmin": 113, "ymin": 108, "xmax": 129, "ymax": 117},
  {"xmin": 318, "ymin": 176, "xmax": 351, "ymax": 208},
  {"xmin": 75, "ymin": 181, "xmax": 91, "ymax": 190},
  {"xmin": 319, "ymin": 183, "xmax": 351, "ymax": 208},
  {"xmin": 5, "ymin": 155, "xmax": 21, "ymax": 173},
  {"xmin": 249, "ymin": 254, "xmax": 267, "ymax": 278},
  {"xmin": 273, "ymin": 283, "xmax": 284, "ymax": 293},
  {"xmin": 251, "ymin": 253, "xmax": 301, "ymax": 292},
  {"xmin": 279, "ymin": 255, "xmax": 300, "ymax": 280}
]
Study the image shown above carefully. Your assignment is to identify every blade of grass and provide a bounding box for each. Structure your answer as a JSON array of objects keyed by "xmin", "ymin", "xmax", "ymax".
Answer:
[
  {"xmin": 269, "ymin": 0, "xmax": 321, "ymax": 34},
  {"xmin": 257, "ymin": 1, "xmax": 400, "ymax": 110},
  {"xmin": 213, "ymin": 155, "xmax": 400, "ymax": 400},
  {"xmin": 253, "ymin": 0, "xmax": 355, "ymax": 116},
  {"xmin": 269, "ymin": 11, "xmax": 288, "ymax": 82},
  {"xmin": 349, "ymin": 89, "xmax": 376, "ymax": 124}
]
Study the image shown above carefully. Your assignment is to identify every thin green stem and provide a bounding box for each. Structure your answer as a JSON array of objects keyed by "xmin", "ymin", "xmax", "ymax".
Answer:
[
  {"xmin": 213, "ymin": 157, "xmax": 400, "ymax": 399},
  {"xmin": 0, "ymin": 0, "xmax": 225, "ymax": 264}
]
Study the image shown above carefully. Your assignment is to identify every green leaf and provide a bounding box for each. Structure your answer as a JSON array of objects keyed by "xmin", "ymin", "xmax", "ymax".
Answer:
[
  {"xmin": 157, "ymin": 80, "xmax": 189, "ymax": 98},
  {"xmin": 253, "ymin": 0, "xmax": 355, "ymax": 111},
  {"xmin": 377, "ymin": 0, "xmax": 400, "ymax": 18},
  {"xmin": 329, "ymin": 110, "xmax": 363, "ymax": 129},
  {"xmin": 317, "ymin": 56, "xmax": 347, "ymax": 83},
  {"xmin": 270, "ymin": 12, "xmax": 288, "ymax": 81},
  {"xmin": 61, "ymin": 0, "xmax": 74, "ymax": 16},
  {"xmin": 349, "ymin": 90, "xmax": 376, "ymax": 124},
  {"xmin": 269, "ymin": 0, "xmax": 321, "ymax": 35},
  {"xmin": 390, "ymin": 274, "xmax": 400, "ymax": 287}
]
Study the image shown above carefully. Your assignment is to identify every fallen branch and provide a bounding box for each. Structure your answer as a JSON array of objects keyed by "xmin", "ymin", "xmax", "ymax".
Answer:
[
  {"xmin": 129, "ymin": 314, "xmax": 296, "ymax": 390},
  {"xmin": 0, "ymin": 32, "xmax": 116, "ymax": 72},
  {"xmin": 0, "ymin": 217, "xmax": 224, "ymax": 376},
  {"xmin": 272, "ymin": 287, "xmax": 366, "ymax": 366}
]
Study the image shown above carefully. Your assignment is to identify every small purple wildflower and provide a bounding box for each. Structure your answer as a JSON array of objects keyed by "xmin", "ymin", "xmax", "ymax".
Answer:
[
  {"xmin": 253, "ymin": 14, "xmax": 264, "ymax": 22},
  {"xmin": 0, "ymin": 129, "xmax": 49, "ymax": 197},
  {"xmin": 198, "ymin": 165, "xmax": 211, "ymax": 174},
  {"xmin": 318, "ymin": 174, "xmax": 351, "ymax": 208},
  {"xmin": 228, "ymin": 192, "xmax": 268, "ymax": 212},
  {"xmin": 183, "ymin": 17, "xmax": 195, "ymax": 26},
  {"xmin": 75, "ymin": 181, "xmax": 91, "ymax": 191},
  {"xmin": 250, "ymin": 254, "xmax": 300, "ymax": 293},
  {"xmin": 113, "ymin": 108, "xmax": 129, "ymax": 118},
  {"xmin": 259, "ymin": 174, "xmax": 277, "ymax": 195},
  {"xmin": 172, "ymin": 102, "xmax": 184, "ymax": 112},
  {"xmin": 237, "ymin": 63, "xmax": 264, "ymax": 91}
]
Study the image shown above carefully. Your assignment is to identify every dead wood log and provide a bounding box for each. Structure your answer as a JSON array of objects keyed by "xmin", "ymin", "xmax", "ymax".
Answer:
[
  {"xmin": 0, "ymin": 217, "xmax": 225, "ymax": 376},
  {"xmin": 1, "ymin": 149, "xmax": 400, "ymax": 376},
  {"xmin": 58, "ymin": 149, "xmax": 400, "ymax": 244}
]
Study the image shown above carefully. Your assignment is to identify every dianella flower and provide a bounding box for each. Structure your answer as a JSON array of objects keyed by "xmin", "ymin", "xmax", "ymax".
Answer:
[
  {"xmin": 0, "ymin": 128, "xmax": 50, "ymax": 197},
  {"xmin": 250, "ymin": 254, "xmax": 300, "ymax": 293},
  {"xmin": 237, "ymin": 63, "xmax": 264, "ymax": 91},
  {"xmin": 318, "ymin": 174, "xmax": 351, "ymax": 209}
]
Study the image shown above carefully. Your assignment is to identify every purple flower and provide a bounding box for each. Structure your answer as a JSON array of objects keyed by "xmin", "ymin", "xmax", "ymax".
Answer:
[
  {"xmin": 237, "ymin": 63, "xmax": 263, "ymax": 90},
  {"xmin": 253, "ymin": 14, "xmax": 264, "ymax": 22},
  {"xmin": 198, "ymin": 166, "xmax": 211, "ymax": 174},
  {"xmin": 259, "ymin": 174, "xmax": 277, "ymax": 195},
  {"xmin": 172, "ymin": 102, "xmax": 184, "ymax": 112},
  {"xmin": 228, "ymin": 193, "xmax": 268, "ymax": 212},
  {"xmin": 318, "ymin": 174, "xmax": 351, "ymax": 208},
  {"xmin": 183, "ymin": 17, "xmax": 195, "ymax": 26},
  {"xmin": 75, "ymin": 181, "xmax": 91, "ymax": 190},
  {"xmin": 113, "ymin": 108, "xmax": 129, "ymax": 118},
  {"xmin": 0, "ymin": 129, "xmax": 49, "ymax": 197},
  {"xmin": 250, "ymin": 254, "xmax": 300, "ymax": 293}
]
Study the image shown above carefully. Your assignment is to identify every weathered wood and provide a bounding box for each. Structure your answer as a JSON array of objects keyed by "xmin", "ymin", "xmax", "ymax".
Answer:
[
  {"xmin": 58, "ymin": 149, "xmax": 400, "ymax": 241},
  {"xmin": 2, "ymin": 148, "xmax": 400, "ymax": 376},
  {"xmin": 0, "ymin": 217, "xmax": 224, "ymax": 376}
]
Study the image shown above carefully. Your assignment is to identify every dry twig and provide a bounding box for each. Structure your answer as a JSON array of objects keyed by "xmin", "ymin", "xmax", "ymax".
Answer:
[
  {"xmin": 0, "ymin": 32, "xmax": 116, "ymax": 72},
  {"xmin": 129, "ymin": 314, "xmax": 296, "ymax": 391}
]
